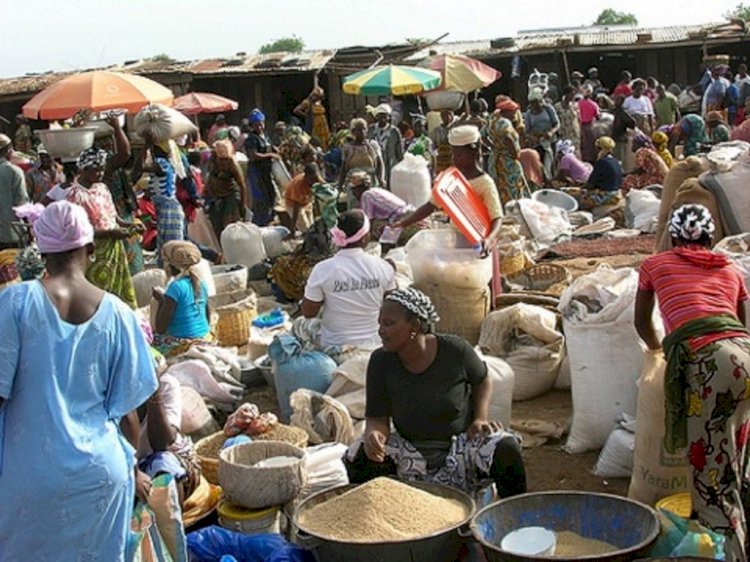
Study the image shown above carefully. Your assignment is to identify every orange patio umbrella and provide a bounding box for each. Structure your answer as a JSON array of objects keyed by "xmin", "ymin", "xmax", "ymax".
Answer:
[
  {"xmin": 173, "ymin": 92, "xmax": 239, "ymax": 115},
  {"xmin": 22, "ymin": 71, "xmax": 174, "ymax": 120}
]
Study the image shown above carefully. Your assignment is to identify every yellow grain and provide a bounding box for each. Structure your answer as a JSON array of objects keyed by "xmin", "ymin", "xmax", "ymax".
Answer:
[{"xmin": 552, "ymin": 530, "xmax": 618, "ymax": 557}]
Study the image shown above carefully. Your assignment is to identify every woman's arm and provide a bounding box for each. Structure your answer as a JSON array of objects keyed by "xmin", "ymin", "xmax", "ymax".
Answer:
[
  {"xmin": 146, "ymin": 387, "xmax": 178, "ymax": 452},
  {"xmin": 293, "ymin": 99, "xmax": 310, "ymax": 118},
  {"xmin": 394, "ymin": 202, "xmax": 436, "ymax": 229},
  {"xmin": 153, "ymin": 292, "xmax": 177, "ymax": 334},
  {"xmin": 108, "ymin": 116, "xmax": 131, "ymax": 170},
  {"xmin": 231, "ymin": 161, "xmax": 248, "ymax": 209},
  {"xmin": 363, "ymin": 416, "xmax": 391, "ymax": 462},
  {"xmin": 502, "ymin": 134, "xmax": 520, "ymax": 160},
  {"xmin": 634, "ymin": 288, "xmax": 661, "ymax": 350},
  {"xmin": 482, "ymin": 217, "xmax": 503, "ymax": 256},
  {"xmin": 119, "ymin": 409, "xmax": 140, "ymax": 448},
  {"xmin": 301, "ymin": 297, "xmax": 323, "ymax": 319}
]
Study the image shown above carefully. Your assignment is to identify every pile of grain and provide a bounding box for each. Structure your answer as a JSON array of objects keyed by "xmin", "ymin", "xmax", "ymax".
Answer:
[
  {"xmin": 553, "ymin": 531, "xmax": 617, "ymax": 557},
  {"xmin": 297, "ymin": 478, "xmax": 469, "ymax": 542}
]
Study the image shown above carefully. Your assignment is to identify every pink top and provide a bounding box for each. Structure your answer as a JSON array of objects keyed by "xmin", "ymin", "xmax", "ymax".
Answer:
[
  {"xmin": 558, "ymin": 153, "xmax": 593, "ymax": 184},
  {"xmin": 578, "ymin": 99, "xmax": 600, "ymax": 124},
  {"xmin": 66, "ymin": 183, "xmax": 119, "ymax": 231}
]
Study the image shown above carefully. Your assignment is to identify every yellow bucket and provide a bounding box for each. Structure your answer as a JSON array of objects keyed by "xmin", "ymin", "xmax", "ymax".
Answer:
[{"xmin": 655, "ymin": 493, "xmax": 692, "ymax": 518}]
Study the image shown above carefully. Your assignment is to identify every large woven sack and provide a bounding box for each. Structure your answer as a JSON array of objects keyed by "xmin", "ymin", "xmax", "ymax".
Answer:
[
  {"xmin": 290, "ymin": 389, "xmax": 356, "ymax": 445},
  {"xmin": 132, "ymin": 269, "xmax": 167, "ymax": 308},
  {"xmin": 478, "ymin": 303, "xmax": 563, "ymax": 401},
  {"xmin": 560, "ymin": 266, "xmax": 648, "ymax": 453},
  {"xmin": 657, "ymin": 177, "xmax": 725, "ymax": 251},
  {"xmin": 628, "ymin": 351, "xmax": 690, "ymax": 505},
  {"xmin": 221, "ymin": 222, "xmax": 267, "ymax": 269},
  {"xmin": 134, "ymin": 103, "xmax": 197, "ymax": 143},
  {"xmin": 655, "ymin": 156, "xmax": 706, "ymax": 250},
  {"xmin": 218, "ymin": 441, "xmax": 306, "ymax": 509},
  {"xmin": 416, "ymin": 283, "xmax": 490, "ymax": 345}
]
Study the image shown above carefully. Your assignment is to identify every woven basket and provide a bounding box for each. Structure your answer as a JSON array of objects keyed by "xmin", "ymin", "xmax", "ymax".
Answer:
[
  {"xmin": 416, "ymin": 283, "xmax": 490, "ymax": 345},
  {"xmin": 506, "ymin": 264, "xmax": 572, "ymax": 294},
  {"xmin": 496, "ymin": 241, "xmax": 526, "ymax": 277},
  {"xmin": 219, "ymin": 441, "xmax": 306, "ymax": 509},
  {"xmin": 196, "ymin": 425, "xmax": 309, "ymax": 484},
  {"xmin": 209, "ymin": 289, "xmax": 258, "ymax": 347}
]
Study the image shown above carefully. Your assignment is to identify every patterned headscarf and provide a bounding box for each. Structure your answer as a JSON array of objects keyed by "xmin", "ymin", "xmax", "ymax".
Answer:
[
  {"xmin": 652, "ymin": 131, "xmax": 669, "ymax": 149},
  {"xmin": 385, "ymin": 288, "xmax": 440, "ymax": 334},
  {"xmin": 556, "ymin": 139, "xmax": 576, "ymax": 156},
  {"xmin": 76, "ymin": 147, "xmax": 108, "ymax": 170},
  {"xmin": 162, "ymin": 240, "xmax": 203, "ymax": 302},
  {"xmin": 669, "ymin": 204, "xmax": 715, "ymax": 243},
  {"xmin": 595, "ymin": 136, "xmax": 616, "ymax": 159}
]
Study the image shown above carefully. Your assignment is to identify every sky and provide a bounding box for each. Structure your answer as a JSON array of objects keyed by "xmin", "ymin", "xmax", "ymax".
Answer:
[{"xmin": 1, "ymin": 0, "xmax": 742, "ymax": 78}]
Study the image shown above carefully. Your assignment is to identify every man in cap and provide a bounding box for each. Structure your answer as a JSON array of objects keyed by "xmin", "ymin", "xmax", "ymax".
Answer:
[
  {"xmin": 0, "ymin": 134, "xmax": 29, "ymax": 249},
  {"xmin": 570, "ymin": 70, "xmax": 585, "ymax": 89},
  {"xmin": 25, "ymin": 147, "xmax": 61, "ymax": 203},
  {"xmin": 584, "ymin": 67, "xmax": 604, "ymax": 95},
  {"xmin": 367, "ymin": 103, "xmax": 403, "ymax": 187}
]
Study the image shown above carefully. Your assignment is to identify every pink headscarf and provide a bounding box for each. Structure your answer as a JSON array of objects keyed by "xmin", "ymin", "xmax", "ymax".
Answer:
[
  {"xmin": 31, "ymin": 201, "xmax": 94, "ymax": 254},
  {"xmin": 331, "ymin": 211, "xmax": 371, "ymax": 247}
]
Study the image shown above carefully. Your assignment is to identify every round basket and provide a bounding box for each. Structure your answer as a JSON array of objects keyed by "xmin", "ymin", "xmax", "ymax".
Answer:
[
  {"xmin": 219, "ymin": 441, "xmax": 306, "ymax": 509},
  {"xmin": 195, "ymin": 425, "xmax": 308, "ymax": 484},
  {"xmin": 505, "ymin": 264, "xmax": 572, "ymax": 294},
  {"xmin": 208, "ymin": 289, "xmax": 257, "ymax": 347}
]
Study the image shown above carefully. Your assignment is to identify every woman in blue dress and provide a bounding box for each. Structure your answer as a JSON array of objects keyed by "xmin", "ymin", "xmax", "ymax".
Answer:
[{"xmin": 0, "ymin": 201, "xmax": 157, "ymax": 561}]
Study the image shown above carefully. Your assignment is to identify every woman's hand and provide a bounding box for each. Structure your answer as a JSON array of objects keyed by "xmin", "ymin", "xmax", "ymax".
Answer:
[
  {"xmin": 364, "ymin": 430, "xmax": 388, "ymax": 463},
  {"xmin": 152, "ymin": 287, "xmax": 165, "ymax": 302},
  {"xmin": 135, "ymin": 469, "xmax": 153, "ymax": 502},
  {"xmin": 468, "ymin": 419, "xmax": 503, "ymax": 439}
]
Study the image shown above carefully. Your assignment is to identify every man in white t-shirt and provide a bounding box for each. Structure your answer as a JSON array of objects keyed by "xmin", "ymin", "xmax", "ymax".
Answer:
[
  {"xmin": 302, "ymin": 209, "xmax": 396, "ymax": 349},
  {"xmin": 623, "ymin": 79, "xmax": 655, "ymax": 133}
]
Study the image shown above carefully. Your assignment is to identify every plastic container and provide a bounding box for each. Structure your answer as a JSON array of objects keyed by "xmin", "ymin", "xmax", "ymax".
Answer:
[
  {"xmin": 218, "ymin": 501, "xmax": 281, "ymax": 535},
  {"xmin": 390, "ymin": 153, "xmax": 432, "ymax": 207},
  {"xmin": 405, "ymin": 229, "xmax": 492, "ymax": 290},
  {"xmin": 655, "ymin": 493, "xmax": 692, "ymax": 519},
  {"xmin": 424, "ymin": 91, "xmax": 465, "ymax": 111},
  {"xmin": 432, "ymin": 166, "xmax": 491, "ymax": 245},
  {"xmin": 500, "ymin": 527, "xmax": 556, "ymax": 556},
  {"xmin": 531, "ymin": 189, "xmax": 579, "ymax": 213},
  {"xmin": 36, "ymin": 128, "xmax": 96, "ymax": 161}
]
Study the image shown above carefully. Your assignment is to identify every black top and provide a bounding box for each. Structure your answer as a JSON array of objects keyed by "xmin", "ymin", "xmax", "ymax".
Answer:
[
  {"xmin": 587, "ymin": 155, "xmax": 623, "ymax": 192},
  {"xmin": 244, "ymin": 132, "xmax": 272, "ymax": 171},
  {"xmin": 366, "ymin": 334, "xmax": 487, "ymax": 449}
]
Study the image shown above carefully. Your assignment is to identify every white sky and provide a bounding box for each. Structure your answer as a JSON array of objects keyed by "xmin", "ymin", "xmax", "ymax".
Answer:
[{"xmin": 1, "ymin": 0, "xmax": 741, "ymax": 78}]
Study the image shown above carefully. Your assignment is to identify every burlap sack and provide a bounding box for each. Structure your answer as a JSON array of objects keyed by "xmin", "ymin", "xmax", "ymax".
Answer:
[
  {"xmin": 655, "ymin": 156, "xmax": 706, "ymax": 250},
  {"xmin": 656, "ymin": 177, "xmax": 725, "ymax": 251}
]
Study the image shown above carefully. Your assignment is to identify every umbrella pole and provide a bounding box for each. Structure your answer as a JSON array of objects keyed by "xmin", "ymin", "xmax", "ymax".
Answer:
[
  {"xmin": 193, "ymin": 114, "xmax": 202, "ymax": 142},
  {"xmin": 464, "ymin": 94, "xmax": 471, "ymax": 116}
]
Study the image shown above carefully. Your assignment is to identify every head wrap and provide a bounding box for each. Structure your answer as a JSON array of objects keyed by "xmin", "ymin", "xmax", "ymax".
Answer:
[
  {"xmin": 227, "ymin": 126, "xmax": 241, "ymax": 142},
  {"xmin": 632, "ymin": 130, "xmax": 654, "ymax": 151},
  {"xmin": 311, "ymin": 86, "xmax": 324, "ymax": 98},
  {"xmin": 213, "ymin": 139, "xmax": 235, "ymax": 159},
  {"xmin": 528, "ymin": 87, "xmax": 544, "ymax": 102},
  {"xmin": 448, "ymin": 125, "xmax": 480, "ymax": 147},
  {"xmin": 581, "ymin": 84, "xmax": 594, "ymax": 96},
  {"xmin": 162, "ymin": 240, "xmax": 203, "ymax": 301},
  {"xmin": 374, "ymin": 103, "xmax": 392, "ymax": 116},
  {"xmin": 571, "ymin": 71, "xmax": 584, "ymax": 79},
  {"xmin": 385, "ymin": 288, "xmax": 440, "ymax": 334},
  {"xmin": 669, "ymin": 204, "xmax": 715, "ymax": 243},
  {"xmin": 652, "ymin": 130, "xmax": 669, "ymax": 148},
  {"xmin": 249, "ymin": 108, "xmax": 266, "ymax": 124},
  {"xmin": 350, "ymin": 117, "xmax": 368, "ymax": 131},
  {"xmin": 0, "ymin": 134, "xmax": 10, "ymax": 149},
  {"xmin": 410, "ymin": 113, "xmax": 427, "ymax": 125},
  {"xmin": 30, "ymin": 201, "xmax": 94, "ymax": 254},
  {"xmin": 76, "ymin": 147, "xmax": 108, "ymax": 170},
  {"xmin": 330, "ymin": 210, "xmax": 370, "ymax": 247},
  {"xmin": 556, "ymin": 139, "xmax": 576, "ymax": 156},
  {"xmin": 348, "ymin": 171, "xmax": 370, "ymax": 188},
  {"xmin": 706, "ymin": 110, "xmax": 725, "ymax": 124},
  {"xmin": 365, "ymin": 104, "xmax": 377, "ymax": 117},
  {"xmin": 588, "ymin": 67, "xmax": 598, "ymax": 75},
  {"xmin": 495, "ymin": 99, "xmax": 520, "ymax": 112},
  {"xmin": 595, "ymin": 136, "xmax": 616, "ymax": 154}
]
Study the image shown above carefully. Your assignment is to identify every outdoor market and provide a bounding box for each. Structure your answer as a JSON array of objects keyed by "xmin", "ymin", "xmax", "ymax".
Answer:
[{"xmin": 3, "ymin": 7, "xmax": 750, "ymax": 562}]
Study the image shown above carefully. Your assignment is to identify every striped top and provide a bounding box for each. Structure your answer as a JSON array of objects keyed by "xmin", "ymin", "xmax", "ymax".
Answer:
[
  {"xmin": 148, "ymin": 157, "xmax": 177, "ymax": 199},
  {"xmin": 638, "ymin": 247, "xmax": 748, "ymax": 351}
]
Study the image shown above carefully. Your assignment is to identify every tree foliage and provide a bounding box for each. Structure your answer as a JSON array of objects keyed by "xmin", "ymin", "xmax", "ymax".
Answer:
[
  {"xmin": 725, "ymin": 3, "xmax": 750, "ymax": 19},
  {"xmin": 594, "ymin": 9, "xmax": 639, "ymax": 26},
  {"xmin": 150, "ymin": 53, "xmax": 176, "ymax": 64},
  {"xmin": 259, "ymin": 36, "xmax": 305, "ymax": 54}
]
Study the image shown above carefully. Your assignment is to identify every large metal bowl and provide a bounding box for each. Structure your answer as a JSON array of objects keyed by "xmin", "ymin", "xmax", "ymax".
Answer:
[
  {"xmin": 293, "ymin": 480, "xmax": 475, "ymax": 562},
  {"xmin": 471, "ymin": 491, "xmax": 660, "ymax": 562},
  {"xmin": 36, "ymin": 127, "xmax": 97, "ymax": 160}
]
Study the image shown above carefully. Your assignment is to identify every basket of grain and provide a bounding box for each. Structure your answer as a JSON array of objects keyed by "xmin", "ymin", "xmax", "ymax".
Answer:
[
  {"xmin": 195, "ymin": 425, "xmax": 309, "ymax": 484},
  {"xmin": 219, "ymin": 441, "xmax": 306, "ymax": 509},
  {"xmin": 293, "ymin": 477, "xmax": 475, "ymax": 562},
  {"xmin": 208, "ymin": 288, "xmax": 258, "ymax": 347}
]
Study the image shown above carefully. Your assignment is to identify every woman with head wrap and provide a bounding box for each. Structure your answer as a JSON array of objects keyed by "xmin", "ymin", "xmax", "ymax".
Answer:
[
  {"xmin": 670, "ymin": 113, "xmax": 709, "ymax": 158},
  {"xmin": 430, "ymin": 109, "xmax": 457, "ymax": 174},
  {"xmin": 578, "ymin": 83, "xmax": 602, "ymax": 163},
  {"xmin": 612, "ymin": 93, "xmax": 637, "ymax": 172},
  {"xmin": 635, "ymin": 204, "xmax": 750, "ymax": 562},
  {"xmin": 298, "ymin": 209, "xmax": 397, "ymax": 355},
  {"xmin": 620, "ymin": 131, "xmax": 669, "ymax": 194},
  {"xmin": 367, "ymin": 103, "xmax": 403, "ymax": 187},
  {"xmin": 0, "ymin": 201, "xmax": 157, "ymax": 561},
  {"xmin": 487, "ymin": 99, "xmax": 532, "ymax": 205},
  {"xmin": 278, "ymin": 125, "xmax": 312, "ymax": 175},
  {"xmin": 567, "ymin": 136, "xmax": 623, "ymax": 211},
  {"xmin": 339, "ymin": 117, "xmax": 386, "ymax": 199},
  {"xmin": 204, "ymin": 140, "xmax": 248, "ymax": 238},
  {"xmin": 652, "ymin": 130, "xmax": 674, "ymax": 169},
  {"xmin": 397, "ymin": 125, "xmax": 505, "ymax": 254},
  {"xmin": 131, "ymin": 134, "xmax": 187, "ymax": 263},
  {"xmin": 293, "ymin": 86, "xmax": 331, "ymax": 150},
  {"xmin": 404, "ymin": 113, "xmax": 435, "ymax": 168},
  {"xmin": 554, "ymin": 139, "xmax": 592, "ymax": 185},
  {"xmin": 66, "ymin": 147, "xmax": 141, "ymax": 308},
  {"xmin": 243, "ymin": 108, "xmax": 281, "ymax": 226},
  {"xmin": 152, "ymin": 240, "xmax": 212, "ymax": 357},
  {"xmin": 344, "ymin": 287, "xmax": 527, "ymax": 496},
  {"xmin": 554, "ymin": 85, "xmax": 582, "ymax": 156},
  {"xmin": 706, "ymin": 111, "xmax": 731, "ymax": 145},
  {"xmin": 523, "ymin": 87, "xmax": 560, "ymax": 181}
]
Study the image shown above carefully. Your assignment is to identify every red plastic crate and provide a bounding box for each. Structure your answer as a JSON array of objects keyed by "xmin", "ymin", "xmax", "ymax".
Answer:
[{"xmin": 432, "ymin": 166, "xmax": 491, "ymax": 245}]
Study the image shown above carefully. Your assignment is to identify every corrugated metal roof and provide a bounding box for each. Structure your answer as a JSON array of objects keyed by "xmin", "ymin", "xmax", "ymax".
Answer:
[
  {"xmin": 186, "ymin": 49, "xmax": 336, "ymax": 75},
  {"xmin": 405, "ymin": 40, "xmax": 493, "ymax": 62}
]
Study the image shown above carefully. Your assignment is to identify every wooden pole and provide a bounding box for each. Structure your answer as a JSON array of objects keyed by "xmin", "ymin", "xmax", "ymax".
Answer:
[{"xmin": 561, "ymin": 50, "xmax": 571, "ymax": 85}]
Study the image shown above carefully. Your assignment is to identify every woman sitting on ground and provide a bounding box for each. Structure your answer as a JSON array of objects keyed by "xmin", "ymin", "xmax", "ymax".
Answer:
[
  {"xmin": 397, "ymin": 125, "xmax": 504, "ymax": 254},
  {"xmin": 620, "ymin": 131, "xmax": 669, "ymax": 194},
  {"xmin": 568, "ymin": 136, "xmax": 623, "ymax": 211},
  {"xmin": 345, "ymin": 288, "xmax": 527, "ymax": 496},
  {"xmin": 152, "ymin": 240, "xmax": 212, "ymax": 357},
  {"xmin": 634, "ymin": 204, "xmax": 750, "ymax": 562},
  {"xmin": 652, "ymin": 130, "xmax": 674, "ymax": 169},
  {"xmin": 554, "ymin": 139, "xmax": 592, "ymax": 186}
]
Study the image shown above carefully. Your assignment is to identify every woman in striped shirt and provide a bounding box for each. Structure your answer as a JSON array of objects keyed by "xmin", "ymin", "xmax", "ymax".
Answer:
[{"xmin": 635, "ymin": 204, "xmax": 750, "ymax": 562}]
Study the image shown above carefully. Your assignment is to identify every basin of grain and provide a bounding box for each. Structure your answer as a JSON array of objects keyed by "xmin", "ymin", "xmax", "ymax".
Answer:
[
  {"xmin": 296, "ymin": 477, "xmax": 470, "ymax": 542},
  {"xmin": 552, "ymin": 531, "xmax": 617, "ymax": 557}
]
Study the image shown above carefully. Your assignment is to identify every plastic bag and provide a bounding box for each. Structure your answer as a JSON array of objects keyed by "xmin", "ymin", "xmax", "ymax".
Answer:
[
  {"xmin": 290, "ymin": 388, "xmax": 355, "ymax": 445},
  {"xmin": 221, "ymin": 222, "xmax": 268, "ymax": 269},
  {"xmin": 390, "ymin": 153, "xmax": 431, "ymax": 207},
  {"xmin": 593, "ymin": 414, "xmax": 636, "ymax": 478},
  {"xmin": 513, "ymin": 199, "xmax": 572, "ymax": 245},
  {"xmin": 187, "ymin": 526, "xmax": 313, "ymax": 562},
  {"xmin": 649, "ymin": 509, "xmax": 725, "ymax": 559}
]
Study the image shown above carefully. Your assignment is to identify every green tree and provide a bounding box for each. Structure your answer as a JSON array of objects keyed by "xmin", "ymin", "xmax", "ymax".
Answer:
[
  {"xmin": 593, "ymin": 9, "xmax": 639, "ymax": 26},
  {"xmin": 150, "ymin": 53, "xmax": 176, "ymax": 64},
  {"xmin": 725, "ymin": 3, "xmax": 750, "ymax": 19},
  {"xmin": 259, "ymin": 36, "xmax": 305, "ymax": 54}
]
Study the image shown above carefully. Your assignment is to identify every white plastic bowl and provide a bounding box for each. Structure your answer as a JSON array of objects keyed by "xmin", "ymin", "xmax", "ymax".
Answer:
[
  {"xmin": 36, "ymin": 127, "xmax": 97, "ymax": 160},
  {"xmin": 501, "ymin": 526, "xmax": 557, "ymax": 556},
  {"xmin": 532, "ymin": 189, "xmax": 579, "ymax": 213},
  {"xmin": 424, "ymin": 91, "xmax": 465, "ymax": 111}
]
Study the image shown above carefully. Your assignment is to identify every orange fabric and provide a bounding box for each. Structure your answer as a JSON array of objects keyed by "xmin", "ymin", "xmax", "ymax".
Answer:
[{"xmin": 284, "ymin": 173, "xmax": 313, "ymax": 207}]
